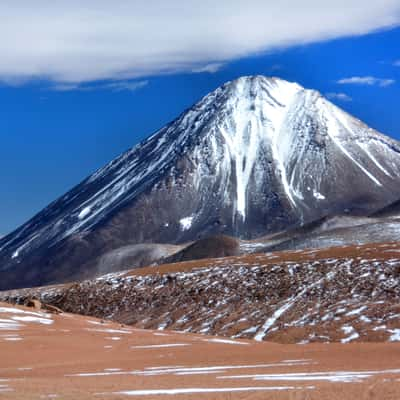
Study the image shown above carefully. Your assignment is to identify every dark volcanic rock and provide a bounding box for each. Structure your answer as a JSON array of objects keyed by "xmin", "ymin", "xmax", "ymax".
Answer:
[
  {"xmin": 370, "ymin": 199, "xmax": 400, "ymax": 218},
  {"xmin": 161, "ymin": 235, "xmax": 240, "ymax": 264}
]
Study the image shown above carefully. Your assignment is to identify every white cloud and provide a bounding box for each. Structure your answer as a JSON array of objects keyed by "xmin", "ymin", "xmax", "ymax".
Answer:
[
  {"xmin": 326, "ymin": 92, "xmax": 352, "ymax": 101},
  {"xmin": 51, "ymin": 83, "xmax": 80, "ymax": 92},
  {"xmin": 394, "ymin": 60, "xmax": 400, "ymax": 66},
  {"xmin": 102, "ymin": 81, "xmax": 149, "ymax": 92},
  {"xmin": 337, "ymin": 76, "xmax": 396, "ymax": 87},
  {"xmin": 51, "ymin": 80, "xmax": 148, "ymax": 92},
  {"xmin": 0, "ymin": 1, "xmax": 399, "ymax": 84},
  {"xmin": 269, "ymin": 64, "xmax": 284, "ymax": 72},
  {"xmin": 192, "ymin": 63, "xmax": 224, "ymax": 74}
]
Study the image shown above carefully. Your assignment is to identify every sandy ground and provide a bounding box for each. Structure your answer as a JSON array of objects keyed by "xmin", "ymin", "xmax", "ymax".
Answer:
[{"xmin": 0, "ymin": 302, "xmax": 399, "ymax": 399}]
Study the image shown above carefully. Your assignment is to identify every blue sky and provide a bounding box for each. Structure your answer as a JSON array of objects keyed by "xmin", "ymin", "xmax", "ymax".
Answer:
[{"xmin": 0, "ymin": 2, "xmax": 399, "ymax": 236}]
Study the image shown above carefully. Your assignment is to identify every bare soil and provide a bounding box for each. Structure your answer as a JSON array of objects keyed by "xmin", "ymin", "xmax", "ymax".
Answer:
[{"xmin": 1, "ymin": 302, "xmax": 400, "ymax": 399}]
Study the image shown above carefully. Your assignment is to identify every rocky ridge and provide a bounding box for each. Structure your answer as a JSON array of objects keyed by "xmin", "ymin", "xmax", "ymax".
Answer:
[{"xmin": 2, "ymin": 242, "xmax": 399, "ymax": 344}]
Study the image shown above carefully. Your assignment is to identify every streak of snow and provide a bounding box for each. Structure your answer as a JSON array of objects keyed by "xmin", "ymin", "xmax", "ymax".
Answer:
[
  {"xmin": 110, "ymin": 387, "xmax": 313, "ymax": 396},
  {"xmin": 78, "ymin": 207, "xmax": 92, "ymax": 220},
  {"xmin": 68, "ymin": 362, "xmax": 313, "ymax": 378},
  {"xmin": 0, "ymin": 307, "xmax": 50, "ymax": 317},
  {"xmin": 11, "ymin": 316, "xmax": 53, "ymax": 325},
  {"xmin": 254, "ymin": 273, "xmax": 335, "ymax": 341},
  {"xmin": 345, "ymin": 306, "xmax": 367, "ymax": 316},
  {"xmin": 130, "ymin": 344, "xmax": 190, "ymax": 349},
  {"xmin": 360, "ymin": 143, "xmax": 392, "ymax": 177},
  {"xmin": 202, "ymin": 338, "xmax": 249, "ymax": 345},
  {"xmin": 219, "ymin": 369, "xmax": 400, "ymax": 383},
  {"xmin": 86, "ymin": 328, "xmax": 132, "ymax": 334},
  {"xmin": 324, "ymin": 101, "xmax": 382, "ymax": 186},
  {"xmin": 3, "ymin": 336, "xmax": 22, "ymax": 341}
]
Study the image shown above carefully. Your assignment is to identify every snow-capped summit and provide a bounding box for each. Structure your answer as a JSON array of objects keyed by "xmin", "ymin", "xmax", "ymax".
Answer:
[{"xmin": 1, "ymin": 75, "xmax": 400, "ymax": 290}]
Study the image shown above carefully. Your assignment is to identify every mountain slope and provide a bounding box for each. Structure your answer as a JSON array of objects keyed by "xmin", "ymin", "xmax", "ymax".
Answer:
[
  {"xmin": 1, "ymin": 75, "xmax": 400, "ymax": 290},
  {"xmin": 370, "ymin": 198, "xmax": 400, "ymax": 218}
]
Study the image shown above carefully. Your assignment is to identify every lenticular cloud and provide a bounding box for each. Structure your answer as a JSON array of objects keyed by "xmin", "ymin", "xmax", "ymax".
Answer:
[{"xmin": 0, "ymin": 0, "xmax": 399, "ymax": 83}]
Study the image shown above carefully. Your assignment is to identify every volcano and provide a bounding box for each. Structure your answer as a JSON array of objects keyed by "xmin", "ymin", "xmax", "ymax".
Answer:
[{"xmin": 2, "ymin": 75, "xmax": 400, "ymax": 290}]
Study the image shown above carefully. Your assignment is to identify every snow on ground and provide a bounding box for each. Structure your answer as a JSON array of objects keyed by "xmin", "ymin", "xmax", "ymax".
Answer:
[
  {"xmin": 0, "ymin": 319, "xmax": 22, "ymax": 331},
  {"xmin": 86, "ymin": 328, "xmax": 132, "ymax": 334},
  {"xmin": 218, "ymin": 369, "xmax": 400, "ymax": 384},
  {"xmin": 3, "ymin": 336, "xmax": 23, "ymax": 341},
  {"xmin": 130, "ymin": 343, "xmax": 190, "ymax": 349},
  {"xmin": 389, "ymin": 329, "xmax": 400, "ymax": 342},
  {"xmin": 110, "ymin": 386, "xmax": 314, "ymax": 396},
  {"xmin": 313, "ymin": 190, "xmax": 326, "ymax": 200},
  {"xmin": 0, "ymin": 379, "xmax": 12, "ymax": 393},
  {"xmin": 11, "ymin": 316, "xmax": 53, "ymax": 325},
  {"xmin": 0, "ymin": 306, "xmax": 53, "ymax": 334},
  {"xmin": 70, "ymin": 360, "xmax": 295, "ymax": 378},
  {"xmin": 341, "ymin": 326, "xmax": 360, "ymax": 344},
  {"xmin": 179, "ymin": 216, "xmax": 194, "ymax": 231},
  {"xmin": 202, "ymin": 338, "xmax": 249, "ymax": 345},
  {"xmin": 0, "ymin": 307, "xmax": 47, "ymax": 316},
  {"xmin": 69, "ymin": 360, "xmax": 315, "ymax": 378}
]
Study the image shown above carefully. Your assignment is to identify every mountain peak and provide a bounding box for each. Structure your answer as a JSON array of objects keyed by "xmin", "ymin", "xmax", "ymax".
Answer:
[
  {"xmin": 225, "ymin": 74, "xmax": 302, "ymax": 88},
  {"xmin": 218, "ymin": 75, "xmax": 304, "ymax": 103}
]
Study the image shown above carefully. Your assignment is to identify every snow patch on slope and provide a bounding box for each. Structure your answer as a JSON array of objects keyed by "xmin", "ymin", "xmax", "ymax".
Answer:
[
  {"xmin": 313, "ymin": 190, "xmax": 326, "ymax": 200},
  {"xmin": 180, "ymin": 216, "xmax": 194, "ymax": 231},
  {"xmin": 359, "ymin": 143, "xmax": 392, "ymax": 177},
  {"xmin": 78, "ymin": 207, "xmax": 92, "ymax": 220},
  {"xmin": 217, "ymin": 77, "xmax": 302, "ymax": 217}
]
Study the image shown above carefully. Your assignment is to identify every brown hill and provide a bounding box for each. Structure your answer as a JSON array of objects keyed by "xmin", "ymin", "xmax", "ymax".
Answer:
[{"xmin": 2, "ymin": 242, "xmax": 400, "ymax": 345}]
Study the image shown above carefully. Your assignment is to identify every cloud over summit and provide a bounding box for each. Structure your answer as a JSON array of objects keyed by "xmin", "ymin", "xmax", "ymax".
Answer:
[
  {"xmin": 1, "ymin": 0, "xmax": 399, "ymax": 84},
  {"xmin": 337, "ymin": 76, "xmax": 396, "ymax": 87},
  {"xmin": 326, "ymin": 92, "xmax": 352, "ymax": 102}
]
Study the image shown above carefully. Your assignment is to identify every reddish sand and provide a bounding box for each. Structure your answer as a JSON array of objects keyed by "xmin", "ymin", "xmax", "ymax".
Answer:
[{"xmin": 0, "ymin": 302, "xmax": 400, "ymax": 399}]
